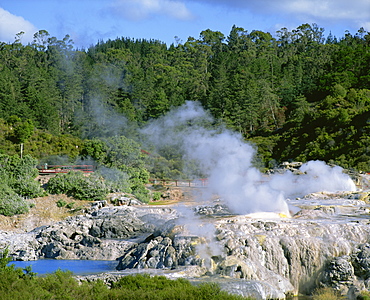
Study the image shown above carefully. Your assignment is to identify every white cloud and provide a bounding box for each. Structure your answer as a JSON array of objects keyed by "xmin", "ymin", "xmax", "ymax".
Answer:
[
  {"xmin": 108, "ymin": 0, "xmax": 194, "ymax": 21},
  {"xmin": 277, "ymin": 0, "xmax": 370, "ymax": 21},
  {"xmin": 361, "ymin": 22, "xmax": 370, "ymax": 33},
  {"xmin": 191, "ymin": 0, "xmax": 370, "ymax": 31},
  {"xmin": 0, "ymin": 8, "xmax": 38, "ymax": 43}
]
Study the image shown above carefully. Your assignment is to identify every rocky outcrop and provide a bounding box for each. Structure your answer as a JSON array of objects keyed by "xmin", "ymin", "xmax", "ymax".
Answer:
[
  {"xmin": 2, "ymin": 205, "xmax": 178, "ymax": 261},
  {"xmin": 2, "ymin": 194, "xmax": 370, "ymax": 299},
  {"xmin": 317, "ymin": 243, "xmax": 370, "ymax": 299},
  {"xmin": 109, "ymin": 202, "xmax": 370, "ymax": 298},
  {"xmin": 214, "ymin": 216, "xmax": 370, "ymax": 295}
]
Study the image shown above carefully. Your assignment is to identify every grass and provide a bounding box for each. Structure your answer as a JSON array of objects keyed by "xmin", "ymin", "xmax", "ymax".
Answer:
[
  {"xmin": 0, "ymin": 263, "xmax": 250, "ymax": 300},
  {"xmin": 312, "ymin": 287, "xmax": 342, "ymax": 300},
  {"xmin": 359, "ymin": 290, "xmax": 370, "ymax": 299},
  {"xmin": 0, "ymin": 195, "xmax": 89, "ymax": 231}
]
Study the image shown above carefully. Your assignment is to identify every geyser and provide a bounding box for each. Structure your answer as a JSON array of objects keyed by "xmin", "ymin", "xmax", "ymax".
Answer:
[{"xmin": 142, "ymin": 101, "xmax": 356, "ymax": 216}]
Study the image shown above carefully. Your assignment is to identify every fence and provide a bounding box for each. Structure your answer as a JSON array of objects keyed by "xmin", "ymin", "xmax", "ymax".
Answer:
[
  {"xmin": 38, "ymin": 165, "xmax": 95, "ymax": 175},
  {"xmin": 149, "ymin": 178, "xmax": 208, "ymax": 187}
]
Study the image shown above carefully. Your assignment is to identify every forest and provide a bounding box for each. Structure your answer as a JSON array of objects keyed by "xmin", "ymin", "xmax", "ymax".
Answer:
[{"xmin": 1, "ymin": 23, "xmax": 370, "ymax": 180}]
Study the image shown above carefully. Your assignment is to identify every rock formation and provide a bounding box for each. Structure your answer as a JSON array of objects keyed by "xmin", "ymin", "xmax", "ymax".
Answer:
[{"xmin": 2, "ymin": 192, "xmax": 370, "ymax": 299}]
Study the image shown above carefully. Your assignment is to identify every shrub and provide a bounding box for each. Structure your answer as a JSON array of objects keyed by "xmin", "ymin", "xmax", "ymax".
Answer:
[
  {"xmin": 131, "ymin": 183, "xmax": 150, "ymax": 203},
  {"xmin": 73, "ymin": 173, "xmax": 109, "ymax": 200},
  {"xmin": 152, "ymin": 191, "xmax": 162, "ymax": 201},
  {"xmin": 47, "ymin": 171, "xmax": 109, "ymax": 201},
  {"xmin": 12, "ymin": 180, "xmax": 46, "ymax": 198},
  {"xmin": 0, "ymin": 182, "xmax": 30, "ymax": 216},
  {"xmin": 0, "ymin": 247, "xmax": 247, "ymax": 300},
  {"xmin": 65, "ymin": 202, "xmax": 75, "ymax": 209},
  {"xmin": 360, "ymin": 290, "xmax": 370, "ymax": 300},
  {"xmin": 96, "ymin": 166, "xmax": 132, "ymax": 193},
  {"xmin": 111, "ymin": 274, "xmax": 247, "ymax": 300},
  {"xmin": 0, "ymin": 154, "xmax": 45, "ymax": 199},
  {"xmin": 312, "ymin": 287, "xmax": 341, "ymax": 300},
  {"xmin": 0, "ymin": 248, "xmax": 11, "ymax": 269},
  {"xmin": 56, "ymin": 199, "xmax": 67, "ymax": 207}
]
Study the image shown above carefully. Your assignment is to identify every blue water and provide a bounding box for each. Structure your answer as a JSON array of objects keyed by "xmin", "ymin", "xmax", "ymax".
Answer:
[{"xmin": 8, "ymin": 259, "xmax": 118, "ymax": 276}]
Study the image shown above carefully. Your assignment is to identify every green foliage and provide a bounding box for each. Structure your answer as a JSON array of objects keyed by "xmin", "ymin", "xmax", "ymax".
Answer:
[
  {"xmin": 0, "ymin": 248, "xmax": 11, "ymax": 269},
  {"xmin": 89, "ymin": 136, "xmax": 151, "ymax": 201},
  {"xmin": 0, "ymin": 154, "xmax": 44, "ymax": 216},
  {"xmin": 312, "ymin": 287, "xmax": 341, "ymax": 300},
  {"xmin": 146, "ymin": 155, "xmax": 184, "ymax": 180},
  {"xmin": 359, "ymin": 290, "xmax": 370, "ymax": 300},
  {"xmin": 0, "ymin": 182, "xmax": 30, "ymax": 216},
  {"xmin": 11, "ymin": 120, "xmax": 34, "ymax": 144},
  {"xmin": 152, "ymin": 191, "xmax": 162, "ymax": 201},
  {"xmin": 80, "ymin": 138, "xmax": 108, "ymax": 163},
  {"xmin": 66, "ymin": 202, "xmax": 75, "ymax": 209},
  {"xmin": 0, "ymin": 249, "xmax": 246, "ymax": 300},
  {"xmin": 0, "ymin": 25, "xmax": 370, "ymax": 173},
  {"xmin": 131, "ymin": 183, "xmax": 150, "ymax": 203},
  {"xmin": 111, "ymin": 274, "xmax": 246, "ymax": 300},
  {"xmin": 56, "ymin": 199, "xmax": 67, "ymax": 207},
  {"xmin": 95, "ymin": 166, "xmax": 132, "ymax": 193},
  {"xmin": 0, "ymin": 119, "xmax": 83, "ymax": 160},
  {"xmin": 46, "ymin": 171, "xmax": 109, "ymax": 201},
  {"xmin": 273, "ymin": 87, "xmax": 370, "ymax": 171}
]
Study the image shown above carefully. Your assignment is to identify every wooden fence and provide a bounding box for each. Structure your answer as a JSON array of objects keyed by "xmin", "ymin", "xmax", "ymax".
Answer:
[
  {"xmin": 149, "ymin": 178, "xmax": 208, "ymax": 187},
  {"xmin": 38, "ymin": 165, "xmax": 95, "ymax": 175}
]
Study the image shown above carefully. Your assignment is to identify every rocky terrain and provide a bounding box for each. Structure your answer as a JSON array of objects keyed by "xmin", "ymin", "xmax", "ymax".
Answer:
[{"xmin": 2, "ymin": 186, "xmax": 370, "ymax": 299}]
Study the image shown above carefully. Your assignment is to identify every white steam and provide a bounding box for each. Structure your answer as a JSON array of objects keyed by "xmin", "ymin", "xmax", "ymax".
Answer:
[
  {"xmin": 176, "ymin": 204, "xmax": 224, "ymax": 269},
  {"xmin": 142, "ymin": 101, "xmax": 356, "ymax": 215},
  {"xmin": 269, "ymin": 160, "xmax": 356, "ymax": 198}
]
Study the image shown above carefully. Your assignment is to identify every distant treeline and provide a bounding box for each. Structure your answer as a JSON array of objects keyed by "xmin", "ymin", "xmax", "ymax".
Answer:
[{"xmin": 1, "ymin": 24, "xmax": 370, "ymax": 171}]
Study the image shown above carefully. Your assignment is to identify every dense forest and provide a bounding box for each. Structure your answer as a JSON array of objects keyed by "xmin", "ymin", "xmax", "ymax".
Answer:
[{"xmin": 1, "ymin": 23, "xmax": 370, "ymax": 174}]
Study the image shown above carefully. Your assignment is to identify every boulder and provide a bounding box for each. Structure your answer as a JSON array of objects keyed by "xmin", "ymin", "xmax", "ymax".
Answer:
[{"xmin": 352, "ymin": 243, "xmax": 370, "ymax": 279}]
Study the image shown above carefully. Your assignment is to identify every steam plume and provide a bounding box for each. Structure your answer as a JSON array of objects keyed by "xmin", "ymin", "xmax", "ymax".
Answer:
[{"xmin": 142, "ymin": 101, "xmax": 356, "ymax": 215}]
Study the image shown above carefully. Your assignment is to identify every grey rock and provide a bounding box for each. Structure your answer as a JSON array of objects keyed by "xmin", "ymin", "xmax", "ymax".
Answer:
[
  {"xmin": 4, "ymin": 196, "xmax": 370, "ymax": 299},
  {"xmin": 352, "ymin": 243, "xmax": 370, "ymax": 279}
]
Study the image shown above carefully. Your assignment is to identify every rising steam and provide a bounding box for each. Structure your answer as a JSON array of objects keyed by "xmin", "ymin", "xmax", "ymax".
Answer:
[{"xmin": 142, "ymin": 101, "xmax": 356, "ymax": 215}]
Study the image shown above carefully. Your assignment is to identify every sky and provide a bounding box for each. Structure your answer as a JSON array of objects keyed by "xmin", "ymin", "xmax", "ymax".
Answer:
[{"xmin": 0, "ymin": 0, "xmax": 369, "ymax": 49}]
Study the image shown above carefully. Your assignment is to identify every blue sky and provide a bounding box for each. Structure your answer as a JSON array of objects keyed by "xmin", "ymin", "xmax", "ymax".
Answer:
[{"xmin": 1, "ymin": 0, "xmax": 369, "ymax": 49}]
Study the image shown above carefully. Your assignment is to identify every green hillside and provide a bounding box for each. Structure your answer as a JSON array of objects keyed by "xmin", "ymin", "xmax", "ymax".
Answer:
[{"xmin": 0, "ymin": 24, "xmax": 369, "ymax": 171}]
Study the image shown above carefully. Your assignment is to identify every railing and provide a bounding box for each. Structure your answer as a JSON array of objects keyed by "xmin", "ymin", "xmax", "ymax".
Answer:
[
  {"xmin": 38, "ymin": 165, "xmax": 95, "ymax": 174},
  {"xmin": 149, "ymin": 178, "xmax": 208, "ymax": 187}
]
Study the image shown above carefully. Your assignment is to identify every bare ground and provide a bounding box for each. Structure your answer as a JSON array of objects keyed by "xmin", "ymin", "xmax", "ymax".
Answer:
[
  {"xmin": 0, "ymin": 195, "xmax": 90, "ymax": 233},
  {"xmin": 0, "ymin": 186, "xmax": 205, "ymax": 233}
]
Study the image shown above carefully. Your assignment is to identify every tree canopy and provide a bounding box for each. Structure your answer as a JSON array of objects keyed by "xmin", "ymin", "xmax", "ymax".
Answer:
[{"xmin": 0, "ymin": 24, "xmax": 369, "ymax": 171}]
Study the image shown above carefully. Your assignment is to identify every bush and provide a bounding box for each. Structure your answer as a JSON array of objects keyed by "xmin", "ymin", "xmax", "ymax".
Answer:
[
  {"xmin": 0, "ymin": 182, "xmax": 30, "ymax": 216},
  {"xmin": 0, "ymin": 154, "xmax": 45, "ymax": 200},
  {"xmin": 131, "ymin": 182, "xmax": 150, "ymax": 203},
  {"xmin": 111, "ymin": 274, "xmax": 247, "ymax": 300},
  {"xmin": 96, "ymin": 166, "xmax": 132, "ymax": 193},
  {"xmin": 12, "ymin": 180, "xmax": 46, "ymax": 198},
  {"xmin": 66, "ymin": 202, "xmax": 75, "ymax": 209},
  {"xmin": 360, "ymin": 290, "xmax": 370, "ymax": 300},
  {"xmin": 56, "ymin": 199, "xmax": 67, "ymax": 207},
  {"xmin": 152, "ymin": 191, "xmax": 162, "ymax": 201},
  {"xmin": 47, "ymin": 171, "xmax": 109, "ymax": 201},
  {"xmin": 312, "ymin": 287, "xmax": 341, "ymax": 300},
  {"xmin": 0, "ymin": 247, "xmax": 247, "ymax": 300}
]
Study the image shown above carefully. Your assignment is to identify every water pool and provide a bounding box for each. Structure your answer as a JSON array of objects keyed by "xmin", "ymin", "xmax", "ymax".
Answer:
[{"xmin": 8, "ymin": 259, "xmax": 118, "ymax": 276}]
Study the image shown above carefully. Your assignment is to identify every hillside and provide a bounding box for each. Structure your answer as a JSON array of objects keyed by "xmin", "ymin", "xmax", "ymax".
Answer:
[{"xmin": 0, "ymin": 24, "xmax": 369, "ymax": 171}]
